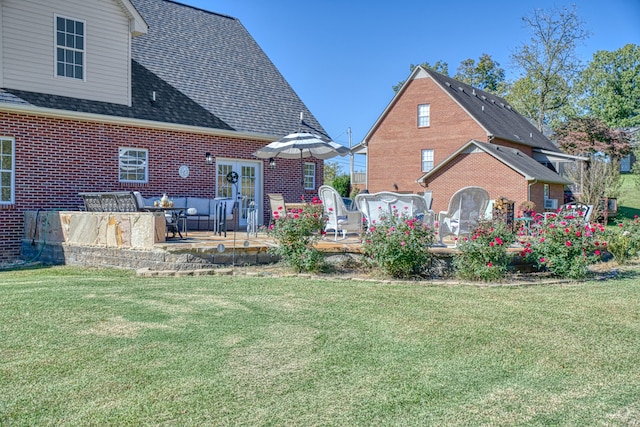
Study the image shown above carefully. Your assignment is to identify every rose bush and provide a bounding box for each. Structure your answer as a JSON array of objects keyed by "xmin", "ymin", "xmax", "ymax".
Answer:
[
  {"xmin": 524, "ymin": 209, "xmax": 606, "ymax": 279},
  {"xmin": 453, "ymin": 220, "xmax": 515, "ymax": 281},
  {"xmin": 362, "ymin": 208, "xmax": 436, "ymax": 278},
  {"xmin": 601, "ymin": 215, "xmax": 640, "ymax": 264},
  {"xmin": 268, "ymin": 196, "xmax": 326, "ymax": 273}
]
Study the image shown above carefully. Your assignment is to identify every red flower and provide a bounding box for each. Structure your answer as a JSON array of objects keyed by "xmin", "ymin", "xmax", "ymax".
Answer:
[
  {"xmin": 566, "ymin": 241, "xmax": 572, "ymax": 247},
  {"xmin": 487, "ymin": 262, "xmax": 493, "ymax": 267}
]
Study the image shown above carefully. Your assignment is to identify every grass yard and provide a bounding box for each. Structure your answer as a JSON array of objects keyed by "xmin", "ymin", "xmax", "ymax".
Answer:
[
  {"xmin": 617, "ymin": 173, "xmax": 640, "ymax": 220},
  {"xmin": 1, "ymin": 266, "xmax": 640, "ymax": 426}
]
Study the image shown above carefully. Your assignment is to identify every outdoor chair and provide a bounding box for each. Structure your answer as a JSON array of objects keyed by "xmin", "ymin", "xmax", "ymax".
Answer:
[
  {"xmin": 318, "ymin": 185, "xmax": 362, "ymax": 240},
  {"xmin": 438, "ymin": 186, "xmax": 490, "ymax": 246},
  {"xmin": 544, "ymin": 202, "xmax": 594, "ymax": 223},
  {"xmin": 268, "ymin": 193, "xmax": 286, "ymax": 225},
  {"xmin": 354, "ymin": 191, "xmax": 432, "ymax": 228}
]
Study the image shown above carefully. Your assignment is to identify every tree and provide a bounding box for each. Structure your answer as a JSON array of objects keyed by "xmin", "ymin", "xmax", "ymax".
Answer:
[
  {"xmin": 323, "ymin": 161, "xmax": 342, "ymax": 186},
  {"xmin": 577, "ymin": 44, "xmax": 640, "ymax": 128},
  {"xmin": 454, "ymin": 53, "xmax": 506, "ymax": 95},
  {"xmin": 555, "ymin": 117, "xmax": 632, "ymax": 218},
  {"xmin": 509, "ymin": 6, "xmax": 590, "ymax": 130},
  {"xmin": 393, "ymin": 60, "xmax": 449, "ymax": 93}
]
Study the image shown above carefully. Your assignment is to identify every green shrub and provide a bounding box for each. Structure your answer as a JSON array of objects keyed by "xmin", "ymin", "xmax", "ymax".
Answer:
[
  {"xmin": 602, "ymin": 215, "xmax": 640, "ymax": 264},
  {"xmin": 526, "ymin": 211, "xmax": 606, "ymax": 279},
  {"xmin": 331, "ymin": 174, "xmax": 351, "ymax": 197},
  {"xmin": 268, "ymin": 197, "xmax": 326, "ymax": 273},
  {"xmin": 453, "ymin": 220, "xmax": 515, "ymax": 281},
  {"xmin": 362, "ymin": 210, "xmax": 436, "ymax": 278}
]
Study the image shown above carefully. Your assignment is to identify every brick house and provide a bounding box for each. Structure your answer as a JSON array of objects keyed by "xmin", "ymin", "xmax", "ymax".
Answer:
[
  {"xmin": 353, "ymin": 66, "xmax": 585, "ymax": 214},
  {"xmin": 0, "ymin": 0, "xmax": 329, "ymax": 262}
]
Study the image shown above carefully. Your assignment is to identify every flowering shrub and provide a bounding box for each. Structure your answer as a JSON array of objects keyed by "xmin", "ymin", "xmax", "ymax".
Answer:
[
  {"xmin": 525, "ymin": 210, "xmax": 606, "ymax": 279},
  {"xmin": 453, "ymin": 220, "xmax": 515, "ymax": 281},
  {"xmin": 602, "ymin": 215, "xmax": 640, "ymax": 264},
  {"xmin": 268, "ymin": 196, "xmax": 326, "ymax": 273},
  {"xmin": 362, "ymin": 209, "xmax": 436, "ymax": 278}
]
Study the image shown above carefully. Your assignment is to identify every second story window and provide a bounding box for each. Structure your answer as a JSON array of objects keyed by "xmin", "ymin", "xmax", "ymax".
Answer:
[
  {"xmin": 303, "ymin": 163, "xmax": 316, "ymax": 190},
  {"xmin": 56, "ymin": 16, "xmax": 85, "ymax": 80},
  {"xmin": 421, "ymin": 149, "xmax": 434, "ymax": 172},
  {"xmin": 418, "ymin": 103, "xmax": 430, "ymax": 127},
  {"xmin": 119, "ymin": 148, "xmax": 148, "ymax": 183}
]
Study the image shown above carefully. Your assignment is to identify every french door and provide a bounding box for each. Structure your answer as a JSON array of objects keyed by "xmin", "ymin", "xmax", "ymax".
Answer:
[{"xmin": 216, "ymin": 159, "xmax": 261, "ymax": 227}]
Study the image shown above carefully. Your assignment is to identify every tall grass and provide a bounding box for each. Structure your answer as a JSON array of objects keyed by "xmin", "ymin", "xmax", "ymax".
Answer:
[{"xmin": 1, "ymin": 266, "xmax": 639, "ymax": 425}]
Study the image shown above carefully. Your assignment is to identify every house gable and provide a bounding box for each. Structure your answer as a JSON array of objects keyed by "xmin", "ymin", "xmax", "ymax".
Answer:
[{"xmin": 1, "ymin": 0, "xmax": 147, "ymax": 106}]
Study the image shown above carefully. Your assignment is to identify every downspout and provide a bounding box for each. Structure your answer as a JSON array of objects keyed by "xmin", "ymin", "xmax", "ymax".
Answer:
[{"xmin": 528, "ymin": 179, "xmax": 538, "ymax": 202}]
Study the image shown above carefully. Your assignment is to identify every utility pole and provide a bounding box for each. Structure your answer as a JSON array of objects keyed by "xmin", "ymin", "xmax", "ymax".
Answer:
[{"xmin": 348, "ymin": 127, "xmax": 354, "ymax": 187}]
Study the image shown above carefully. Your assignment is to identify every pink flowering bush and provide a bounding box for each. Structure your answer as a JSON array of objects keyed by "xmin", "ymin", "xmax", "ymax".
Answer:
[
  {"xmin": 268, "ymin": 196, "xmax": 326, "ymax": 272},
  {"xmin": 453, "ymin": 220, "xmax": 515, "ymax": 281},
  {"xmin": 601, "ymin": 215, "xmax": 640, "ymax": 264},
  {"xmin": 525, "ymin": 210, "xmax": 606, "ymax": 279},
  {"xmin": 362, "ymin": 209, "xmax": 436, "ymax": 278}
]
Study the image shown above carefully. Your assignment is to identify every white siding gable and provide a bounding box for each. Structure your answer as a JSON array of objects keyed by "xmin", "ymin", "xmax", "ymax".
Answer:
[{"xmin": 1, "ymin": 0, "xmax": 139, "ymax": 106}]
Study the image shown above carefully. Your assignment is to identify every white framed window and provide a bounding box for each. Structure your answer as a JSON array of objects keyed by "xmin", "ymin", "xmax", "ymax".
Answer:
[
  {"xmin": 119, "ymin": 148, "xmax": 148, "ymax": 183},
  {"xmin": 418, "ymin": 103, "xmax": 430, "ymax": 127},
  {"xmin": 55, "ymin": 15, "xmax": 85, "ymax": 80},
  {"xmin": 0, "ymin": 137, "xmax": 15, "ymax": 204},
  {"xmin": 303, "ymin": 162, "xmax": 316, "ymax": 190},
  {"xmin": 421, "ymin": 149, "xmax": 434, "ymax": 172}
]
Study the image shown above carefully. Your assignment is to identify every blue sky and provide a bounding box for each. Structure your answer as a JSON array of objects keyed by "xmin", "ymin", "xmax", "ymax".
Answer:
[{"xmin": 177, "ymin": 0, "xmax": 639, "ymax": 173}]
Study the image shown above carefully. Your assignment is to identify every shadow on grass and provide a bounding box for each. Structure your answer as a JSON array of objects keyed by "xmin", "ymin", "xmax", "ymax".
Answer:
[{"xmin": 617, "ymin": 206, "xmax": 640, "ymax": 219}]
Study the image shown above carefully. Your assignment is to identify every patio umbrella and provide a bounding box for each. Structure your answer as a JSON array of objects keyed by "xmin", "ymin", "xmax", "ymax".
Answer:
[{"xmin": 253, "ymin": 132, "xmax": 350, "ymax": 160}]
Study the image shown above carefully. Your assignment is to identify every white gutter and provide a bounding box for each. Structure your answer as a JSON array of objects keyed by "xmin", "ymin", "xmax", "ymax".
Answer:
[{"xmin": 0, "ymin": 103, "xmax": 278, "ymax": 142}]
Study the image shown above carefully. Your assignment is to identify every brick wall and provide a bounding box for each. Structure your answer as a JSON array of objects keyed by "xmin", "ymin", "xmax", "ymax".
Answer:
[
  {"xmin": 0, "ymin": 112, "xmax": 323, "ymax": 261},
  {"xmin": 367, "ymin": 76, "xmax": 487, "ymax": 194}
]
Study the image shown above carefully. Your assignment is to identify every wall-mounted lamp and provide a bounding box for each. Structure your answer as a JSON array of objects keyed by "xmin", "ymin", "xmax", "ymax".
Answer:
[
  {"xmin": 269, "ymin": 158, "xmax": 276, "ymax": 169},
  {"xmin": 205, "ymin": 152, "xmax": 214, "ymax": 165}
]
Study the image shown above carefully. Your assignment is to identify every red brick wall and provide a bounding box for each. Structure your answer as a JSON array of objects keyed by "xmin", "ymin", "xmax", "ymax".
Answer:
[
  {"xmin": 367, "ymin": 76, "xmax": 488, "ymax": 194},
  {"xmin": 0, "ymin": 112, "xmax": 323, "ymax": 261},
  {"xmin": 424, "ymin": 151, "xmax": 528, "ymax": 213}
]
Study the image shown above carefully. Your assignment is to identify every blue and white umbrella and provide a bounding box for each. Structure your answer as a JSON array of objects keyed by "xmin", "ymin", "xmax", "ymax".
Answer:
[{"xmin": 253, "ymin": 132, "xmax": 349, "ymax": 160}]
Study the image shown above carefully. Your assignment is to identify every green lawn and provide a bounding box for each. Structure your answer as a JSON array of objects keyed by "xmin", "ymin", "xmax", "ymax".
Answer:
[
  {"xmin": 2, "ymin": 266, "xmax": 640, "ymax": 425},
  {"xmin": 616, "ymin": 173, "xmax": 640, "ymax": 219}
]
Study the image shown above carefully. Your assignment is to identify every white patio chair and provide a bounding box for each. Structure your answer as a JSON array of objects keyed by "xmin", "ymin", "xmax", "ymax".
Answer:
[
  {"xmin": 354, "ymin": 191, "xmax": 432, "ymax": 228},
  {"xmin": 438, "ymin": 186, "xmax": 490, "ymax": 246},
  {"xmin": 318, "ymin": 185, "xmax": 362, "ymax": 240}
]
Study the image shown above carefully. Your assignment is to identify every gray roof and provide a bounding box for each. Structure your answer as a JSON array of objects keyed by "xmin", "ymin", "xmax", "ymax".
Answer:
[
  {"xmin": 1, "ymin": 0, "xmax": 326, "ymax": 138},
  {"xmin": 423, "ymin": 68, "xmax": 560, "ymax": 152},
  {"xmin": 419, "ymin": 140, "xmax": 572, "ymax": 185},
  {"xmin": 130, "ymin": 0, "xmax": 327, "ymax": 138},
  {"xmin": 4, "ymin": 61, "xmax": 232, "ymax": 129}
]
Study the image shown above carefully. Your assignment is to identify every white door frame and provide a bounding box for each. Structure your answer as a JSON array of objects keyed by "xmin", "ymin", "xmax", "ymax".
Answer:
[{"xmin": 216, "ymin": 158, "xmax": 263, "ymax": 227}]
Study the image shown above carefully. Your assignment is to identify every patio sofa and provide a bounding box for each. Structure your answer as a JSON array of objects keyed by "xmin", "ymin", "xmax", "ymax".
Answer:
[{"xmin": 142, "ymin": 195, "xmax": 237, "ymax": 231}]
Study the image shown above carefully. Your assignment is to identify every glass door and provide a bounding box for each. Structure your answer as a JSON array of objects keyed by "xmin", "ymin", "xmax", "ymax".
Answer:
[{"xmin": 216, "ymin": 159, "xmax": 261, "ymax": 227}]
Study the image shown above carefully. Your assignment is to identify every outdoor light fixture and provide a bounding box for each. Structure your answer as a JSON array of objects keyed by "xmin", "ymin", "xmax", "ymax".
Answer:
[
  {"xmin": 269, "ymin": 158, "xmax": 276, "ymax": 169},
  {"xmin": 205, "ymin": 152, "xmax": 214, "ymax": 165}
]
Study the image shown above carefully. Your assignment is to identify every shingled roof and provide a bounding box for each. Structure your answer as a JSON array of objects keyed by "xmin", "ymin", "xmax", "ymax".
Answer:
[
  {"xmin": 418, "ymin": 140, "xmax": 571, "ymax": 185},
  {"xmin": 1, "ymin": 0, "xmax": 325, "ymax": 139},
  {"xmin": 130, "ymin": 0, "xmax": 326, "ymax": 138},
  {"xmin": 423, "ymin": 68, "xmax": 559, "ymax": 152},
  {"xmin": 4, "ymin": 61, "xmax": 232, "ymax": 130}
]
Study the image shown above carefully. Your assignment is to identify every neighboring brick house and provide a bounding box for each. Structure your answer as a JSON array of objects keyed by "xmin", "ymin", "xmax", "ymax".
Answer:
[
  {"xmin": 0, "ymin": 0, "xmax": 328, "ymax": 261},
  {"xmin": 353, "ymin": 66, "xmax": 585, "ymax": 214}
]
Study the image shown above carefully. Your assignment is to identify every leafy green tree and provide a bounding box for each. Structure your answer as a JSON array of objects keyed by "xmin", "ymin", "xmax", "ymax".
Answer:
[
  {"xmin": 331, "ymin": 174, "xmax": 351, "ymax": 197},
  {"xmin": 393, "ymin": 60, "xmax": 449, "ymax": 93},
  {"xmin": 323, "ymin": 161, "xmax": 342, "ymax": 186},
  {"xmin": 509, "ymin": 6, "xmax": 590, "ymax": 130},
  {"xmin": 454, "ymin": 53, "xmax": 506, "ymax": 95},
  {"xmin": 577, "ymin": 44, "xmax": 640, "ymax": 128}
]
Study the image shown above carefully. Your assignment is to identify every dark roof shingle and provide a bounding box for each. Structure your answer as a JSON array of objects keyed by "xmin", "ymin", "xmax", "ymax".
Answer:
[
  {"xmin": 130, "ymin": 0, "xmax": 327, "ymax": 138},
  {"xmin": 424, "ymin": 68, "xmax": 560, "ymax": 152}
]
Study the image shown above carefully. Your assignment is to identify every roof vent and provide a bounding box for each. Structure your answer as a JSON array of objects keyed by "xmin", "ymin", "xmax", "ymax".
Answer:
[
  {"xmin": 446, "ymin": 82, "xmax": 451, "ymax": 87},
  {"xmin": 506, "ymin": 105, "xmax": 512, "ymax": 110},
  {"xmin": 152, "ymin": 91, "xmax": 157, "ymax": 102},
  {"xmin": 491, "ymin": 99, "xmax": 495, "ymax": 103},
  {"xmin": 500, "ymin": 102, "xmax": 505, "ymax": 107},
  {"xmin": 530, "ymin": 132, "xmax": 533, "ymax": 138},
  {"xmin": 472, "ymin": 89, "xmax": 476, "ymax": 96},
  {"xmin": 481, "ymin": 95, "xmax": 487, "ymax": 100},
  {"xmin": 458, "ymin": 87, "xmax": 464, "ymax": 92},
  {"xmin": 482, "ymin": 105, "xmax": 485, "ymax": 111}
]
